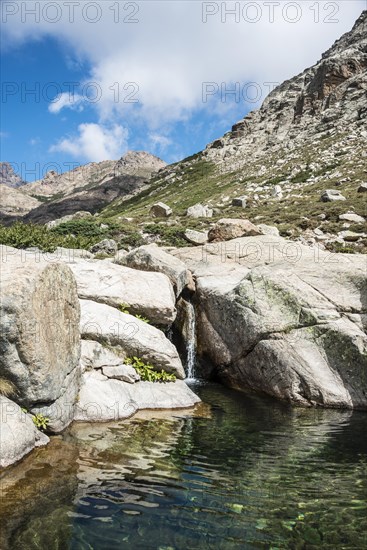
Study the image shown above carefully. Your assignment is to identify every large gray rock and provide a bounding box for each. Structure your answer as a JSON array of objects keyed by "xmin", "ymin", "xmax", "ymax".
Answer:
[
  {"xmin": 80, "ymin": 299, "xmax": 185, "ymax": 378},
  {"xmin": 174, "ymin": 235, "xmax": 367, "ymax": 410},
  {"xmin": 0, "ymin": 397, "xmax": 49, "ymax": 468},
  {"xmin": 208, "ymin": 218, "xmax": 263, "ymax": 242},
  {"xmin": 0, "ymin": 246, "xmax": 81, "ymax": 431},
  {"xmin": 116, "ymin": 244, "xmax": 193, "ymax": 297},
  {"xmin": 357, "ymin": 183, "xmax": 367, "ymax": 193},
  {"xmin": 74, "ymin": 371, "xmax": 200, "ymax": 422},
  {"xmin": 65, "ymin": 259, "xmax": 177, "ymax": 326}
]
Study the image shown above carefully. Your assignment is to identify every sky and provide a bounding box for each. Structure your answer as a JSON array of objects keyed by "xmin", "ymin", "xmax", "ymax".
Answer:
[{"xmin": 1, "ymin": 0, "xmax": 366, "ymax": 181}]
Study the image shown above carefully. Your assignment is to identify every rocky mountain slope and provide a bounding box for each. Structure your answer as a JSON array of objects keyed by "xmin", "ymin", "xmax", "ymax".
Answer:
[
  {"xmin": 100, "ymin": 11, "xmax": 366, "ymax": 253},
  {"xmin": 0, "ymin": 185, "xmax": 41, "ymax": 221},
  {"xmin": 0, "ymin": 162, "xmax": 26, "ymax": 188},
  {"xmin": 0, "ymin": 152, "xmax": 166, "ymax": 224}
]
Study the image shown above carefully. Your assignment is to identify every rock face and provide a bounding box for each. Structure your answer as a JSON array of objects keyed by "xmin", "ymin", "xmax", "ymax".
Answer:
[
  {"xmin": 80, "ymin": 299, "xmax": 185, "ymax": 378},
  {"xmin": 0, "ymin": 185, "xmax": 41, "ymax": 220},
  {"xmin": 0, "ymin": 246, "xmax": 81, "ymax": 431},
  {"xmin": 19, "ymin": 151, "xmax": 166, "ymax": 224},
  {"xmin": 172, "ymin": 235, "xmax": 367, "ymax": 409},
  {"xmin": 0, "ymin": 162, "xmax": 26, "ymax": 188},
  {"xmin": 117, "ymin": 244, "xmax": 193, "ymax": 297},
  {"xmin": 205, "ymin": 12, "xmax": 367, "ymax": 161},
  {"xmin": 0, "ymin": 397, "xmax": 49, "ymax": 467},
  {"xmin": 65, "ymin": 259, "xmax": 176, "ymax": 326},
  {"xmin": 208, "ymin": 219, "xmax": 263, "ymax": 242}
]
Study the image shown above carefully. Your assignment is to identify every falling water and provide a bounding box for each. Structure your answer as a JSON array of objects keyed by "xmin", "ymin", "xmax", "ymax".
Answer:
[{"xmin": 185, "ymin": 300, "xmax": 197, "ymax": 380}]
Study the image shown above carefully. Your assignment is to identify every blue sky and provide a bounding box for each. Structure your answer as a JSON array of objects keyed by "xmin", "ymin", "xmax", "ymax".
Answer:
[{"xmin": 1, "ymin": 0, "xmax": 365, "ymax": 181}]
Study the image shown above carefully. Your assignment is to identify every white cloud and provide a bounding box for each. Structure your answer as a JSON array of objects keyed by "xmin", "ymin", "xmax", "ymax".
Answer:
[
  {"xmin": 3, "ymin": 1, "xmax": 365, "ymax": 136},
  {"xmin": 49, "ymin": 123, "xmax": 128, "ymax": 162},
  {"xmin": 48, "ymin": 92, "xmax": 85, "ymax": 114},
  {"xmin": 148, "ymin": 133, "xmax": 172, "ymax": 154}
]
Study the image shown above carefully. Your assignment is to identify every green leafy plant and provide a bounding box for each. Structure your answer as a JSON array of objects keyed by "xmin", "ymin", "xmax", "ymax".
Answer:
[
  {"xmin": 32, "ymin": 413, "xmax": 50, "ymax": 432},
  {"xmin": 119, "ymin": 302, "xmax": 130, "ymax": 314},
  {"xmin": 135, "ymin": 314, "xmax": 150, "ymax": 323},
  {"xmin": 125, "ymin": 356, "xmax": 176, "ymax": 383}
]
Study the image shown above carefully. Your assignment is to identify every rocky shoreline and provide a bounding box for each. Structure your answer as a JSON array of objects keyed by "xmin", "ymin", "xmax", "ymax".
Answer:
[{"xmin": 1, "ymin": 226, "xmax": 366, "ymax": 468}]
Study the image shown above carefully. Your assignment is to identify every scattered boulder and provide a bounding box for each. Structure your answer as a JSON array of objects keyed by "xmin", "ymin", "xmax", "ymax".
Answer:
[
  {"xmin": 116, "ymin": 244, "xmax": 193, "ymax": 297},
  {"xmin": 184, "ymin": 229, "xmax": 209, "ymax": 245},
  {"xmin": 80, "ymin": 299, "xmax": 185, "ymax": 378},
  {"xmin": 0, "ymin": 246, "xmax": 80, "ymax": 432},
  {"xmin": 0, "ymin": 397, "xmax": 49, "ymax": 468},
  {"xmin": 357, "ymin": 183, "xmax": 367, "ymax": 193},
  {"xmin": 208, "ymin": 218, "xmax": 263, "ymax": 242},
  {"xmin": 186, "ymin": 203, "xmax": 213, "ymax": 218},
  {"xmin": 339, "ymin": 212, "xmax": 365, "ymax": 223},
  {"xmin": 66, "ymin": 259, "xmax": 176, "ymax": 326},
  {"xmin": 338, "ymin": 231, "xmax": 366, "ymax": 242},
  {"xmin": 272, "ymin": 185, "xmax": 283, "ymax": 199},
  {"xmin": 321, "ymin": 190, "xmax": 346, "ymax": 202},
  {"xmin": 232, "ymin": 196, "xmax": 247, "ymax": 208},
  {"xmin": 150, "ymin": 202, "xmax": 172, "ymax": 217},
  {"xmin": 90, "ymin": 239, "xmax": 118, "ymax": 256}
]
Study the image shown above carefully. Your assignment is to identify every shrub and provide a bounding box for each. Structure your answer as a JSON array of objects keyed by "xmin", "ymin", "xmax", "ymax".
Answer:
[
  {"xmin": 125, "ymin": 356, "xmax": 176, "ymax": 383},
  {"xmin": 32, "ymin": 413, "xmax": 50, "ymax": 431}
]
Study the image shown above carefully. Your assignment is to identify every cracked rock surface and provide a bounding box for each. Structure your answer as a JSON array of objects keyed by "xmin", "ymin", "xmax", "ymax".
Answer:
[{"xmin": 172, "ymin": 235, "xmax": 367, "ymax": 409}]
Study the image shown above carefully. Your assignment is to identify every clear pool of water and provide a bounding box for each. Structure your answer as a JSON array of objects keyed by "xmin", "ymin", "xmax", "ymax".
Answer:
[{"xmin": 1, "ymin": 382, "xmax": 366, "ymax": 549}]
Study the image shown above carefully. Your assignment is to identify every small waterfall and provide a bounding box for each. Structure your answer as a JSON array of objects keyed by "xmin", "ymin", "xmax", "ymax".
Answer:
[{"xmin": 185, "ymin": 300, "xmax": 197, "ymax": 380}]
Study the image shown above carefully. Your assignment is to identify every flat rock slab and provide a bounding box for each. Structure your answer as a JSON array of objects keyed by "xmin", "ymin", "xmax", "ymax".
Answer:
[
  {"xmin": 64, "ymin": 259, "xmax": 177, "ymax": 326},
  {"xmin": 74, "ymin": 371, "xmax": 200, "ymax": 422}
]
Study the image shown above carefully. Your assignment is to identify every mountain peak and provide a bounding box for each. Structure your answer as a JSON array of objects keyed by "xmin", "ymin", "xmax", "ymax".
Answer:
[{"xmin": 0, "ymin": 162, "xmax": 26, "ymax": 188}]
